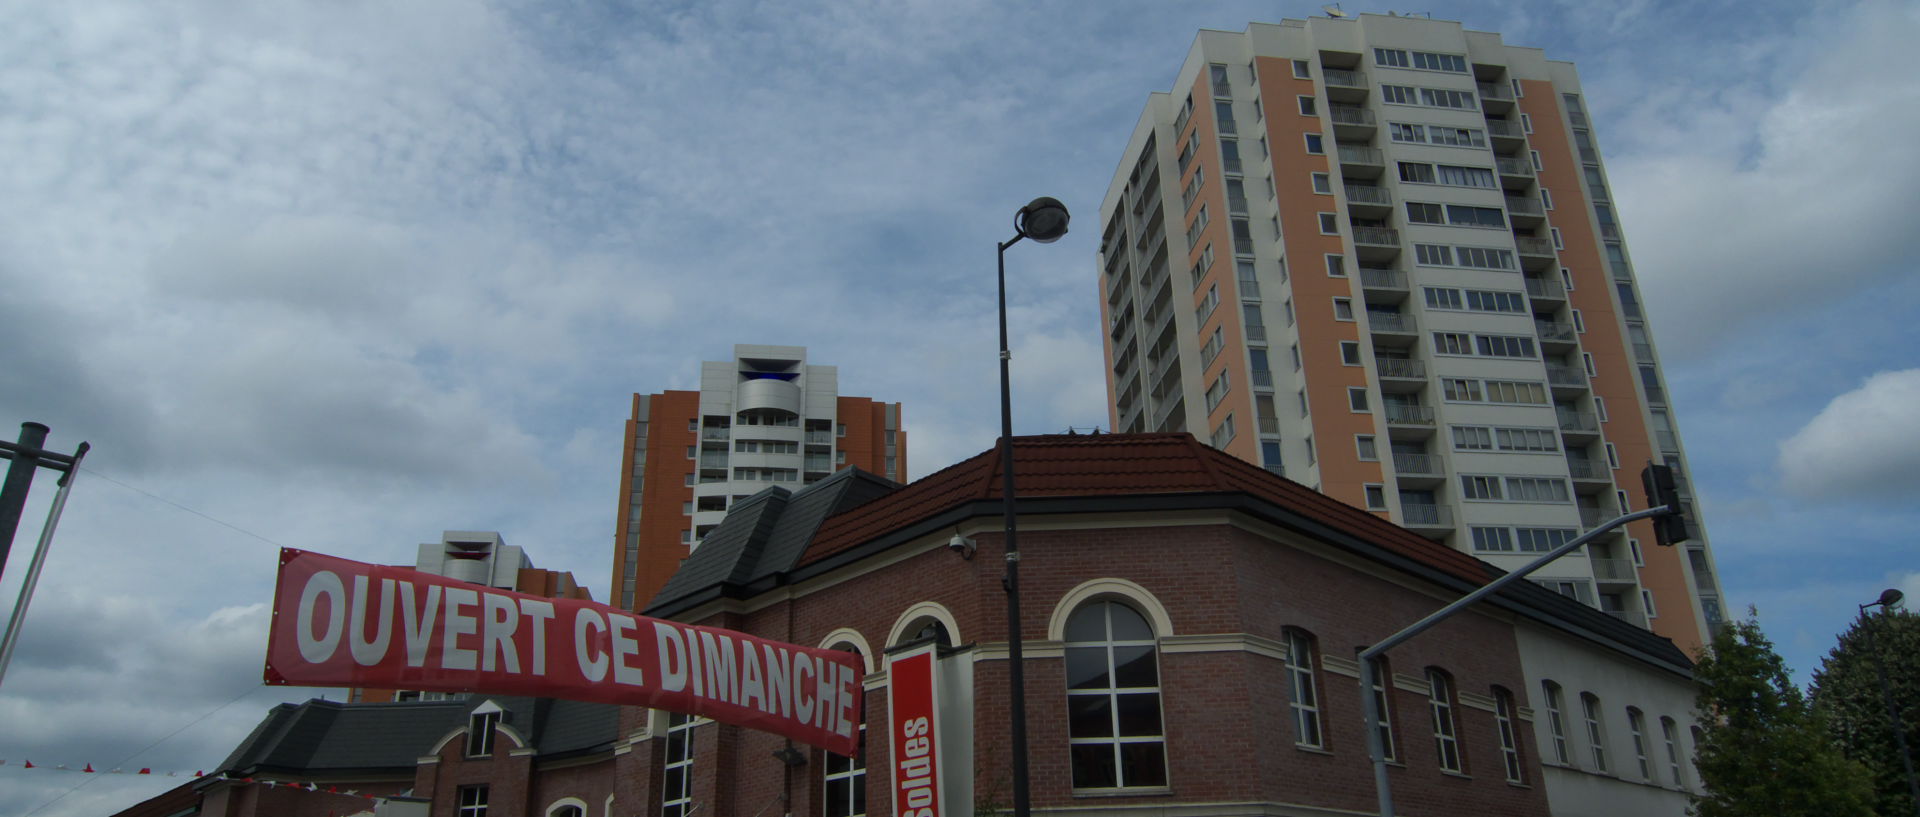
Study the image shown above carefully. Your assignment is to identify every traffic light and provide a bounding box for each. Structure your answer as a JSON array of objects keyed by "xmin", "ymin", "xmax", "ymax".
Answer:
[{"xmin": 1640, "ymin": 463, "xmax": 1689, "ymax": 547}]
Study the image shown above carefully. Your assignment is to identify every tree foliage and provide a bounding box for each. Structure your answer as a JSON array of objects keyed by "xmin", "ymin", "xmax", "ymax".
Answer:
[
  {"xmin": 1691, "ymin": 614, "xmax": 1876, "ymax": 817},
  {"xmin": 1812, "ymin": 606, "xmax": 1920, "ymax": 817}
]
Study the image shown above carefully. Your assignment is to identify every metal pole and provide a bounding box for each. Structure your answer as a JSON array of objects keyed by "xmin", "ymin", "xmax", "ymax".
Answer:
[
  {"xmin": 1860, "ymin": 606, "xmax": 1920, "ymax": 817},
  {"xmin": 998, "ymin": 234, "xmax": 1032, "ymax": 817},
  {"xmin": 0, "ymin": 421, "xmax": 51, "ymax": 580},
  {"xmin": 0, "ymin": 441, "xmax": 88, "ymax": 690},
  {"xmin": 1358, "ymin": 505, "xmax": 1673, "ymax": 816}
]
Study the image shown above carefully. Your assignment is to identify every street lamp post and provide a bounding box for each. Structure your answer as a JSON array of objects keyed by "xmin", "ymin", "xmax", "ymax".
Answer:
[
  {"xmin": 1859, "ymin": 588, "xmax": 1920, "ymax": 817},
  {"xmin": 996, "ymin": 196, "xmax": 1069, "ymax": 817}
]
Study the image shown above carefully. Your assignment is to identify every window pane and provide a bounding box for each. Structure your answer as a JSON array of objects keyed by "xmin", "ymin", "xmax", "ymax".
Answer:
[
  {"xmin": 1066, "ymin": 647, "xmax": 1110, "ymax": 689},
  {"xmin": 1071, "ymin": 744, "xmax": 1119, "ymax": 788},
  {"xmin": 1115, "ymin": 693, "xmax": 1163, "ymax": 736},
  {"xmin": 1119, "ymin": 742, "xmax": 1168, "ymax": 786},
  {"xmin": 1107, "ymin": 604, "xmax": 1153, "ymax": 641},
  {"xmin": 1069, "ymin": 694, "xmax": 1115, "ymax": 737},
  {"xmin": 1064, "ymin": 606, "xmax": 1105, "ymax": 642},
  {"xmin": 1113, "ymin": 645, "xmax": 1158, "ymax": 687},
  {"xmin": 826, "ymin": 779, "xmax": 852, "ymax": 817}
]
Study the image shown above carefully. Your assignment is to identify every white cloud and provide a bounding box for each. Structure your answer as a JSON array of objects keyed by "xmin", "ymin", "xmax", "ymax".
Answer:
[
  {"xmin": 1777, "ymin": 368, "xmax": 1920, "ymax": 499},
  {"xmin": 1604, "ymin": 0, "xmax": 1920, "ymax": 360}
]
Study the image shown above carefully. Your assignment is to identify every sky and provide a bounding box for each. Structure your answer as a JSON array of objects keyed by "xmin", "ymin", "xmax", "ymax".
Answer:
[{"xmin": 1, "ymin": 0, "xmax": 1916, "ymax": 813}]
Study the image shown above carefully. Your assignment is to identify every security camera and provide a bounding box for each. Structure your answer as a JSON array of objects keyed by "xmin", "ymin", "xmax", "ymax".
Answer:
[{"xmin": 947, "ymin": 534, "xmax": 977, "ymax": 560}]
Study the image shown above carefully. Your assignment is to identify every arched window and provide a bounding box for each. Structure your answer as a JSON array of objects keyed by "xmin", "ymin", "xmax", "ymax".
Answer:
[
  {"xmin": 1283, "ymin": 628, "xmax": 1324, "ymax": 748},
  {"xmin": 1579, "ymin": 692, "xmax": 1608, "ymax": 772},
  {"xmin": 1626, "ymin": 707, "xmax": 1651, "ymax": 781},
  {"xmin": 899, "ymin": 616, "xmax": 952, "ymax": 648},
  {"xmin": 823, "ymin": 642, "xmax": 868, "ymax": 817},
  {"xmin": 1492, "ymin": 686, "xmax": 1525, "ymax": 784},
  {"xmin": 662, "ymin": 711, "xmax": 696, "ymax": 817},
  {"xmin": 1540, "ymin": 681, "xmax": 1569, "ymax": 765},
  {"xmin": 1660, "ymin": 716, "xmax": 1686, "ymax": 786},
  {"xmin": 545, "ymin": 803, "xmax": 586, "ymax": 817},
  {"xmin": 1425, "ymin": 669, "xmax": 1463, "ymax": 773},
  {"xmin": 1064, "ymin": 600, "xmax": 1166, "ymax": 790}
]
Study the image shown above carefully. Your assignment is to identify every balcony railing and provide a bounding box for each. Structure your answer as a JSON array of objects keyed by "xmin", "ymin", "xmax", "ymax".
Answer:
[
  {"xmin": 1655, "ymin": 430, "xmax": 1679, "ymax": 452},
  {"xmin": 1338, "ymin": 144, "xmax": 1385, "ymax": 165},
  {"xmin": 702, "ymin": 428, "xmax": 731, "ymax": 441},
  {"xmin": 1536, "ymin": 321, "xmax": 1576, "ymax": 343},
  {"xmin": 1376, "ymin": 358, "xmax": 1426, "ymax": 379},
  {"xmin": 1558, "ymin": 412, "xmax": 1599, "ymax": 433},
  {"xmin": 700, "ymin": 455, "xmax": 729, "ymax": 469},
  {"xmin": 1525, "ymin": 276, "xmax": 1565, "ymax": 299},
  {"xmin": 1633, "ymin": 342, "xmax": 1656, "ymax": 363},
  {"xmin": 1598, "ymin": 223, "xmax": 1621, "ymax": 241},
  {"xmin": 1568, "ymin": 111, "xmax": 1589, "ymax": 127},
  {"xmin": 1323, "ymin": 68, "xmax": 1366, "ymax": 88},
  {"xmin": 1246, "ymin": 323, "xmax": 1267, "ymax": 341},
  {"xmin": 1394, "ymin": 452, "xmax": 1442, "ymax": 475},
  {"xmin": 1496, "ymin": 156, "xmax": 1534, "ymax": 177},
  {"xmin": 1328, "ymin": 105, "xmax": 1376, "ymax": 126},
  {"xmin": 1400, "ymin": 502, "xmax": 1452, "ymax": 527},
  {"xmin": 1515, "ymin": 236, "xmax": 1555, "ymax": 257},
  {"xmin": 805, "ymin": 430, "xmax": 833, "ymax": 444},
  {"xmin": 1642, "ymin": 381, "xmax": 1667, "ymax": 404},
  {"xmin": 1578, "ymin": 146, "xmax": 1599, "ymax": 165},
  {"xmin": 1484, "ymin": 119, "xmax": 1523, "ymax": 138},
  {"xmin": 1360, "ymin": 268, "xmax": 1407, "ymax": 290},
  {"xmin": 1345, "ymin": 185, "xmax": 1392, "ymax": 206},
  {"xmin": 1351, "ymin": 226, "xmax": 1400, "ymax": 246},
  {"xmin": 804, "ymin": 456, "xmax": 832, "ymax": 472},
  {"xmin": 1477, "ymin": 82, "xmax": 1512, "ymax": 101},
  {"xmin": 1579, "ymin": 506, "xmax": 1605, "ymax": 528},
  {"xmin": 1252, "ymin": 368, "xmax": 1274, "ymax": 388},
  {"xmin": 1592, "ymin": 557, "xmax": 1637, "ymax": 583},
  {"xmin": 1546, "ymin": 365, "xmax": 1587, "ymax": 387},
  {"xmin": 1506, "ymin": 195, "xmax": 1543, "ymax": 217},
  {"xmin": 1385, "ymin": 404, "xmax": 1435, "ymax": 425},
  {"xmin": 1368, "ymin": 312, "xmax": 1415, "ymax": 333},
  {"xmin": 1566, "ymin": 459, "xmax": 1608, "ymax": 480}
]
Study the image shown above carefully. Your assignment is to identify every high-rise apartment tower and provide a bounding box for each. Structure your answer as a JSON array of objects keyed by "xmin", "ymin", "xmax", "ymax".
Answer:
[
  {"xmin": 612, "ymin": 344, "xmax": 905, "ymax": 610},
  {"xmin": 1098, "ymin": 14, "xmax": 1724, "ymax": 653}
]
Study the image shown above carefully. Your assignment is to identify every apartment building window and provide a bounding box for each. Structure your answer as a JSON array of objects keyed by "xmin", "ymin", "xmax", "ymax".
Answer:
[
  {"xmin": 1347, "ymin": 387, "xmax": 1369, "ymax": 412},
  {"xmin": 467, "ymin": 708, "xmax": 500, "ymax": 757},
  {"xmin": 1283, "ymin": 298, "xmax": 1295, "ymax": 326},
  {"xmin": 1413, "ymin": 51, "xmax": 1467, "ymax": 72},
  {"xmin": 1520, "ymin": 112, "xmax": 1534, "ymax": 133},
  {"xmin": 1364, "ymin": 484, "xmax": 1388, "ymax": 510},
  {"xmin": 1582, "ymin": 352, "xmax": 1597, "ymax": 377},
  {"xmin": 1471, "ymin": 526, "xmax": 1514, "ymax": 552},
  {"xmin": 1305, "ymin": 436, "xmax": 1316, "ymax": 464},
  {"xmin": 1340, "ymin": 341, "xmax": 1361, "ymax": 366},
  {"xmin": 1581, "ymin": 693, "xmax": 1609, "ymax": 772},
  {"xmin": 1287, "ymin": 344, "xmax": 1302, "ymax": 371},
  {"xmin": 1200, "ymin": 328, "xmax": 1224, "ymax": 368},
  {"xmin": 1292, "ymin": 59, "xmax": 1311, "ymax": 78},
  {"xmin": 663, "ymin": 712, "xmax": 697, "ymax": 816},
  {"xmin": 1466, "ymin": 289, "xmax": 1524, "ymax": 312},
  {"xmin": 1374, "ymin": 48, "xmax": 1411, "ymax": 67},
  {"xmin": 1494, "ymin": 688, "xmax": 1525, "ymax": 783},
  {"xmin": 458, "ymin": 786, "xmax": 489, "ymax": 817},
  {"xmin": 1428, "ymin": 669, "xmax": 1464, "ymax": 773},
  {"xmin": 1236, "ymin": 260, "xmax": 1259, "ymax": 298},
  {"xmin": 1246, "ymin": 304, "xmax": 1267, "ymax": 338},
  {"xmin": 1571, "ymin": 309, "xmax": 1586, "ymax": 332},
  {"xmin": 1530, "ymin": 150, "xmax": 1544, "ymax": 171},
  {"xmin": 1185, "ymin": 204, "xmax": 1208, "ymax": 247},
  {"xmin": 1296, "ymin": 95, "xmax": 1317, "ymax": 116},
  {"xmin": 1231, "ymin": 218, "xmax": 1254, "ymax": 254},
  {"xmin": 1485, "ymin": 380, "xmax": 1548, "ymax": 404},
  {"xmin": 1298, "ymin": 388, "xmax": 1310, "ymax": 417},
  {"xmin": 1451, "ymin": 426, "xmax": 1492, "ymax": 451},
  {"xmin": 1475, "ymin": 334, "xmax": 1535, "ymax": 358},
  {"xmin": 1221, "ymin": 139, "xmax": 1242, "ymax": 172},
  {"xmin": 1196, "ymin": 284, "xmax": 1219, "ymax": 325},
  {"xmin": 1216, "ymin": 101, "xmax": 1236, "ymax": 135},
  {"xmin": 1432, "ymin": 332, "xmax": 1471, "ymax": 356},
  {"xmin": 1550, "ymin": 227, "xmax": 1564, "ymax": 250},
  {"xmin": 1356, "ymin": 435, "xmax": 1379, "ymax": 460},
  {"xmin": 1642, "ymin": 589, "xmax": 1659, "ymax": 619},
  {"xmin": 1333, "ymin": 297, "xmax": 1354, "ymax": 321},
  {"xmin": 1210, "ymin": 414, "xmax": 1237, "ymax": 448},
  {"xmin": 1460, "ymin": 475, "xmax": 1503, "ymax": 500},
  {"xmin": 1496, "ymin": 427, "xmax": 1557, "ymax": 451},
  {"xmin": 1447, "ymin": 205, "xmax": 1505, "ymax": 228},
  {"xmin": 1177, "ymin": 139, "xmax": 1195, "ymax": 174},
  {"xmin": 1541, "ymin": 188, "xmax": 1554, "ymax": 210},
  {"xmin": 1205, "ymin": 372, "xmax": 1231, "ymax": 412},
  {"xmin": 1253, "ymin": 97, "xmax": 1264, "ymax": 121},
  {"xmin": 1506, "ymin": 477, "xmax": 1571, "ymax": 502},
  {"xmin": 1516, "ymin": 528, "xmax": 1577, "ymax": 553},
  {"xmin": 1304, "ymin": 133, "xmax": 1324, "ymax": 154},
  {"xmin": 1318, "ymin": 212, "xmax": 1339, "ymax": 235},
  {"xmin": 1210, "ymin": 63, "xmax": 1231, "ymax": 97},
  {"xmin": 1181, "ymin": 167, "xmax": 1204, "ymax": 210},
  {"xmin": 1381, "ymin": 84, "xmax": 1416, "ymax": 105},
  {"xmin": 1414, "ymin": 243, "xmax": 1452, "ymax": 266},
  {"xmin": 1284, "ymin": 629, "xmax": 1325, "ymax": 747},
  {"xmin": 1312, "ymin": 172, "xmax": 1331, "ymax": 194},
  {"xmin": 1430, "ymin": 126, "xmax": 1486, "ymax": 147},
  {"xmin": 1265, "ymin": 174, "xmax": 1276, "ymax": 199},
  {"xmin": 1441, "ymin": 378, "xmax": 1482, "ymax": 402}
]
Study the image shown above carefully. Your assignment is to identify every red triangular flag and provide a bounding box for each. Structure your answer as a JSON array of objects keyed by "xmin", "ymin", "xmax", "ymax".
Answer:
[
  {"xmin": 327, "ymin": 786, "xmax": 338, "ymax": 793},
  {"xmin": 194, "ymin": 770, "xmax": 204, "ymax": 777},
  {"xmin": 139, "ymin": 768, "xmax": 151, "ymax": 774},
  {"xmin": 83, "ymin": 763, "xmax": 95, "ymax": 773},
  {"xmin": 22, "ymin": 760, "xmax": 32, "ymax": 769}
]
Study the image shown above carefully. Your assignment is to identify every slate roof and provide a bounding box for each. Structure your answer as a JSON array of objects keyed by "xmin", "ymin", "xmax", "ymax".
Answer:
[
  {"xmin": 645, "ymin": 466, "xmax": 900, "ymax": 616},
  {"xmin": 214, "ymin": 694, "xmax": 621, "ymax": 777}
]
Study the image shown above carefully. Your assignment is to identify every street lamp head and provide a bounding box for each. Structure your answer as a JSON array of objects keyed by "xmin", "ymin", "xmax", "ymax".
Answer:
[
  {"xmin": 1016, "ymin": 197, "xmax": 1070, "ymax": 243},
  {"xmin": 1877, "ymin": 588, "xmax": 1905, "ymax": 608}
]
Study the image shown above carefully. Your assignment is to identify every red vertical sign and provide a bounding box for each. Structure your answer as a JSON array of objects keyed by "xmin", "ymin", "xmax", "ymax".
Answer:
[{"xmin": 888, "ymin": 643, "xmax": 943, "ymax": 817}]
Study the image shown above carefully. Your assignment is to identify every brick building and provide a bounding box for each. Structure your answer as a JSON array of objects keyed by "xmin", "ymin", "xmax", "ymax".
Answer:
[{"xmin": 125, "ymin": 433, "xmax": 1697, "ymax": 816}]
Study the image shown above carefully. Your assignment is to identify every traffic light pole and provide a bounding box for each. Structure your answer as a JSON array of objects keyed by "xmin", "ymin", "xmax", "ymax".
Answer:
[{"xmin": 1359, "ymin": 503, "xmax": 1678, "ymax": 817}]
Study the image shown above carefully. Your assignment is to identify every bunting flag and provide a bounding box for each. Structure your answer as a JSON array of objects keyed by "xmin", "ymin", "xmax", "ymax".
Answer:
[{"xmin": 0, "ymin": 761, "xmax": 382, "ymax": 805}]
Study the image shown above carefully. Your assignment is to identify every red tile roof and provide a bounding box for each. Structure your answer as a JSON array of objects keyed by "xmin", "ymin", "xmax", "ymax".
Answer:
[{"xmin": 801, "ymin": 433, "xmax": 1492, "ymax": 585}]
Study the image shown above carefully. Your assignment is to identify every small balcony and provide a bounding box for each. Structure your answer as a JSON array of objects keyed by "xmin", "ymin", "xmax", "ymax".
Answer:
[
  {"xmin": 1344, "ymin": 184, "xmax": 1393, "ymax": 217},
  {"xmin": 1603, "ymin": 608, "xmax": 1646, "ymax": 627},
  {"xmin": 1598, "ymin": 223, "xmax": 1622, "ymax": 242},
  {"xmin": 1655, "ymin": 430, "xmax": 1679, "ymax": 452},
  {"xmin": 1642, "ymin": 381, "xmax": 1668, "ymax": 405},
  {"xmin": 1546, "ymin": 364, "xmax": 1590, "ymax": 397},
  {"xmin": 1515, "ymin": 236, "xmax": 1557, "ymax": 271},
  {"xmin": 1633, "ymin": 342, "xmax": 1656, "ymax": 363},
  {"xmin": 1385, "ymin": 403, "xmax": 1436, "ymax": 427},
  {"xmin": 1496, "ymin": 156, "xmax": 1535, "ymax": 190},
  {"xmin": 1328, "ymin": 104, "xmax": 1377, "ymax": 140},
  {"xmin": 1525, "ymin": 275, "xmax": 1566, "ymax": 308},
  {"xmin": 1338, "ymin": 144, "xmax": 1386, "ymax": 179},
  {"xmin": 1566, "ymin": 458, "xmax": 1613, "ymax": 490},
  {"xmin": 1322, "ymin": 68, "xmax": 1369, "ymax": 103},
  {"xmin": 805, "ymin": 430, "xmax": 833, "ymax": 445},
  {"xmin": 1399, "ymin": 502, "xmax": 1454, "ymax": 538},
  {"xmin": 1374, "ymin": 357, "xmax": 1427, "ymax": 392},
  {"xmin": 1535, "ymin": 320, "xmax": 1578, "ymax": 353},
  {"xmin": 1359, "ymin": 267, "xmax": 1409, "ymax": 304},
  {"xmin": 701, "ymin": 427, "xmax": 731, "ymax": 441},
  {"xmin": 1477, "ymin": 81, "xmax": 1515, "ymax": 113},
  {"xmin": 1485, "ymin": 118, "xmax": 1527, "ymax": 151},
  {"xmin": 1393, "ymin": 452, "xmax": 1445, "ymax": 487},
  {"xmin": 1591, "ymin": 557, "xmax": 1639, "ymax": 585},
  {"xmin": 1558, "ymin": 411, "xmax": 1601, "ymax": 444},
  {"xmin": 1350, "ymin": 226, "xmax": 1402, "ymax": 263},
  {"xmin": 1505, "ymin": 195, "xmax": 1544, "ymax": 228},
  {"xmin": 1366, "ymin": 312, "xmax": 1419, "ymax": 348}
]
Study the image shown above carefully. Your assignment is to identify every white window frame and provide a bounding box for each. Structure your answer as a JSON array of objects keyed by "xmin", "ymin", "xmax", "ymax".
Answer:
[
  {"xmin": 1064, "ymin": 601, "xmax": 1168, "ymax": 790},
  {"xmin": 1495, "ymin": 689, "xmax": 1525, "ymax": 783},
  {"xmin": 1543, "ymin": 682, "xmax": 1570, "ymax": 765},
  {"xmin": 459, "ymin": 785, "xmax": 489, "ymax": 817},
  {"xmin": 1427, "ymin": 670, "xmax": 1463, "ymax": 773},
  {"xmin": 662, "ymin": 712, "xmax": 697, "ymax": 817},
  {"xmin": 1285, "ymin": 630, "xmax": 1325, "ymax": 748}
]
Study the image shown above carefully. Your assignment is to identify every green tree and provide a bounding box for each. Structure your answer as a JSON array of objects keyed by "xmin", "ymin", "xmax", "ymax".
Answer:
[
  {"xmin": 1690, "ymin": 612, "xmax": 1876, "ymax": 817},
  {"xmin": 1812, "ymin": 604, "xmax": 1920, "ymax": 817}
]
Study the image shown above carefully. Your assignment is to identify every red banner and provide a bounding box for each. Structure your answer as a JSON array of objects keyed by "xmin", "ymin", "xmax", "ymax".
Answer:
[
  {"xmin": 888, "ymin": 643, "xmax": 944, "ymax": 817},
  {"xmin": 264, "ymin": 549, "xmax": 862, "ymax": 755}
]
